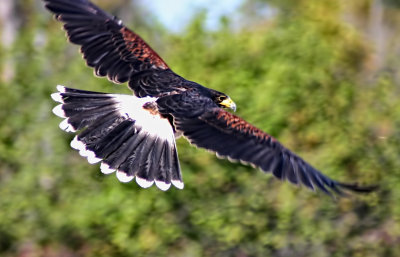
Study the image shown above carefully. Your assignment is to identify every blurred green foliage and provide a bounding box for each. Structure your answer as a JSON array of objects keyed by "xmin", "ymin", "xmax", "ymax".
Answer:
[{"xmin": 0, "ymin": 0, "xmax": 399, "ymax": 256}]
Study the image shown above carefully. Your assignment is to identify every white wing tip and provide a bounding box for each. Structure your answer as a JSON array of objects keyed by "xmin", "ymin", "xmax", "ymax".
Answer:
[
  {"xmin": 136, "ymin": 177, "xmax": 154, "ymax": 188},
  {"xmin": 100, "ymin": 163, "xmax": 115, "ymax": 175},
  {"xmin": 116, "ymin": 170, "xmax": 134, "ymax": 183},
  {"xmin": 172, "ymin": 180, "xmax": 184, "ymax": 190},
  {"xmin": 155, "ymin": 180, "xmax": 171, "ymax": 191}
]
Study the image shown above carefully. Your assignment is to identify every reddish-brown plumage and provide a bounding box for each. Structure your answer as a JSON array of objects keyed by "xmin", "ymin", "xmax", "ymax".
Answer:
[
  {"xmin": 215, "ymin": 110, "xmax": 275, "ymax": 142},
  {"xmin": 120, "ymin": 27, "xmax": 169, "ymax": 69}
]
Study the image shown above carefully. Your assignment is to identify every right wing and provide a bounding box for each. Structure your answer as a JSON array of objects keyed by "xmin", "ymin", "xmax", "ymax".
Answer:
[
  {"xmin": 157, "ymin": 94, "xmax": 377, "ymax": 196},
  {"xmin": 185, "ymin": 109, "xmax": 376, "ymax": 196},
  {"xmin": 44, "ymin": 0, "xmax": 188, "ymax": 97}
]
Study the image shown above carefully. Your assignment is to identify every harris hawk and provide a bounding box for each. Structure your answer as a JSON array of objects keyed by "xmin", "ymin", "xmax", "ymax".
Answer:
[{"xmin": 44, "ymin": 0, "xmax": 375, "ymax": 195}]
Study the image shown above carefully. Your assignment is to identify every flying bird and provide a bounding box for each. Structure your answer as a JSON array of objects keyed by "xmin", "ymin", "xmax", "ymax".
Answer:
[{"xmin": 44, "ymin": 0, "xmax": 375, "ymax": 195}]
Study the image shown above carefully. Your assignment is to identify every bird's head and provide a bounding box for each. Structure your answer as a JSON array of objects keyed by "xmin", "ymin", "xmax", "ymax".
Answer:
[{"xmin": 212, "ymin": 91, "xmax": 236, "ymax": 112}]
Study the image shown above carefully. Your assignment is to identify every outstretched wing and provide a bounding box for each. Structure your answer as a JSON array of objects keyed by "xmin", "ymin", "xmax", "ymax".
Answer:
[
  {"xmin": 43, "ymin": 0, "xmax": 188, "ymax": 97},
  {"xmin": 157, "ymin": 94, "xmax": 375, "ymax": 196}
]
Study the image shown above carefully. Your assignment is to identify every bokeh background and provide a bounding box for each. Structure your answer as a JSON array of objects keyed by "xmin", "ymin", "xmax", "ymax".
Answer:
[{"xmin": 1, "ymin": 0, "xmax": 400, "ymax": 256}]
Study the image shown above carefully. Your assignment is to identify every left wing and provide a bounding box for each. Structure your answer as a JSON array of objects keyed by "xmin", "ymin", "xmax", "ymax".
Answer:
[
  {"xmin": 43, "ymin": 0, "xmax": 188, "ymax": 97},
  {"xmin": 157, "ymin": 94, "xmax": 375, "ymax": 196}
]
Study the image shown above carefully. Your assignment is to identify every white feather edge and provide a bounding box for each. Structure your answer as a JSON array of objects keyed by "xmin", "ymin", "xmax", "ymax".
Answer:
[
  {"xmin": 71, "ymin": 134, "xmax": 182, "ymax": 190},
  {"xmin": 51, "ymin": 92, "xmax": 63, "ymax": 103},
  {"xmin": 71, "ymin": 136, "xmax": 102, "ymax": 164},
  {"xmin": 116, "ymin": 170, "xmax": 134, "ymax": 182},
  {"xmin": 52, "ymin": 104, "xmax": 66, "ymax": 118},
  {"xmin": 171, "ymin": 179, "xmax": 184, "ymax": 189},
  {"xmin": 155, "ymin": 180, "xmax": 172, "ymax": 191},
  {"xmin": 56, "ymin": 85, "xmax": 66, "ymax": 93},
  {"xmin": 51, "ymin": 85, "xmax": 66, "ymax": 103},
  {"xmin": 86, "ymin": 151, "xmax": 102, "ymax": 164},
  {"xmin": 136, "ymin": 177, "xmax": 154, "ymax": 188},
  {"xmin": 100, "ymin": 163, "xmax": 115, "ymax": 175},
  {"xmin": 59, "ymin": 118, "xmax": 76, "ymax": 132},
  {"xmin": 70, "ymin": 136, "xmax": 83, "ymax": 150}
]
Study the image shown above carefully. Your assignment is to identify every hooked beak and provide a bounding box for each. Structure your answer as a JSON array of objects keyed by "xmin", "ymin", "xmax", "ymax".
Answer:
[{"xmin": 220, "ymin": 97, "xmax": 236, "ymax": 112}]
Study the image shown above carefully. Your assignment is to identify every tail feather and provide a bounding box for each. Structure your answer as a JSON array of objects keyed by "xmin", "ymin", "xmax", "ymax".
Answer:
[
  {"xmin": 52, "ymin": 85, "xmax": 183, "ymax": 190},
  {"xmin": 91, "ymin": 119, "xmax": 135, "ymax": 158},
  {"xmin": 171, "ymin": 146, "xmax": 183, "ymax": 189},
  {"xmin": 67, "ymin": 108, "xmax": 118, "ymax": 132},
  {"xmin": 114, "ymin": 133, "xmax": 146, "ymax": 175},
  {"xmin": 63, "ymin": 102, "xmax": 117, "ymax": 118},
  {"xmin": 135, "ymin": 135, "xmax": 158, "ymax": 185},
  {"xmin": 146, "ymin": 138, "xmax": 169, "ymax": 189},
  {"xmin": 154, "ymin": 142, "xmax": 172, "ymax": 190},
  {"xmin": 77, "ymin": 113, "xmax": 124, "ymax": 146},
  {"xmin": 149, "ymin": 138, "xmax": 165, "ymax": 177},
  {"xmin": 117, "ymin": 132, "xmax": 148, "ymax": 177},
  {"xmin": 99, "ymin": 125, "xmax": 137, "ymax": 168}
]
